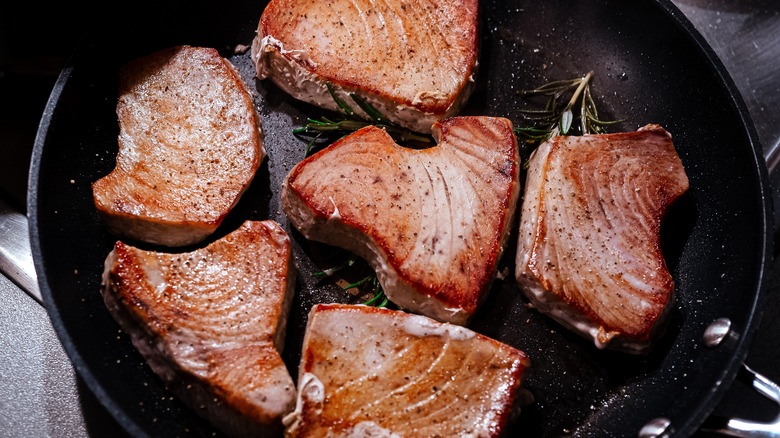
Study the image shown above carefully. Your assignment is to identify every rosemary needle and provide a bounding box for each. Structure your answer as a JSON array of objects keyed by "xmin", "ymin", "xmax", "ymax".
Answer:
[
  {"xmin": 345, "ymin": 275, "xmax": 388, "ymax": 308},
  {"xmin": 363, "ymin": 289, "xmax": 389, "ymax": 307},
  {"xmin": 313, "ymin": 255, "xmax": 357, "ymax": 279}
]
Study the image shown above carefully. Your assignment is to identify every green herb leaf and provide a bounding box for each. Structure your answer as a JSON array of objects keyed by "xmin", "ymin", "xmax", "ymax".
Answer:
[
  {"xmin": 363, "ymin": 289, "xmax": 388, "ymax": 307},
  {"xmin": 561, "ymin": 109, "xmax": 573, "ymax": 135},
  {"xmin": 350, "ymin": 93, "xmax": 387, "ymax": 124},
  {"xmin": 327, "ymin": 83, "xmax": 355, "ymax": 116}
]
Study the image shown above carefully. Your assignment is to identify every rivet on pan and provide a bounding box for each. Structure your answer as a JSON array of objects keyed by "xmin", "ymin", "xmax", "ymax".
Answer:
[
  {"xmin": 703, "ymin": 318, "xmax": 732, "ymax": 348},
  {"xmin": 639, "ymin": 417, "xmax": 673, "ymax": 438}
]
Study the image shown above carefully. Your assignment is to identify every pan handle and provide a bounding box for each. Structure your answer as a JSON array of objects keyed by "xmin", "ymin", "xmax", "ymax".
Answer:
[
  {"xmin": 702, "ymin": 364, "xmax": 780, "ymax": 438},
  {"xmin": 0, "ymin": 197, "xmax": 41, "ymax": 304}
]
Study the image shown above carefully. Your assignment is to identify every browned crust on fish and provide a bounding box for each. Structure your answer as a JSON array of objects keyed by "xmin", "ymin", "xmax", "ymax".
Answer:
[
  {"xmin": 101, "ymin": 220, "xmax": 295, "ymax": 437},
  {"xmin": 93, "ymin": 45, "xmax": 264, "ymax": 247}
]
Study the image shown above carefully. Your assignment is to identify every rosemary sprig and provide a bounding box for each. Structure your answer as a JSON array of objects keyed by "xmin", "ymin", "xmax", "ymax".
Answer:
[
  {"xmin": 313, "ymin": 255, "xmax": 389, "ymax": 308},
  {"xmin": 293, "ymin": 83, "xmax": 432, "ymax": 155},
  {"xmin": 515, "ymin": 71, "xmax": 622, "ymax": 146}
]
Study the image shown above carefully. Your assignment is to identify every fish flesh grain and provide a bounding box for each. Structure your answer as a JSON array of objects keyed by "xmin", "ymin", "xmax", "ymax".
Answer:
[
  {"xmin": 515, "ymin": 124, "xmax": 690, "ymax": 354},
  {"xmin": 283, "ymin": 303, "xmax": 531, "ymax": 437},
  {"xmin": 92, "ymin": 45, "xmax": 265, "ymax": 247},
  {"xmin": 101, "ymin": 220, "xmax": 296, "ymax": 437},
  {"xmin": 282, "ymin": 116, "xmax": 521, "ymax": 325},
  {"xmin": 251, "ymin": 0, "xmax": 479, "ymax": 134}
]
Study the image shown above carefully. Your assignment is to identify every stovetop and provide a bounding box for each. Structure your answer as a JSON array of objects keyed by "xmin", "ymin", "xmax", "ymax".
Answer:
[{"xmin": 1, "ymin": 1, "xmax": 778, "ymax": 436}]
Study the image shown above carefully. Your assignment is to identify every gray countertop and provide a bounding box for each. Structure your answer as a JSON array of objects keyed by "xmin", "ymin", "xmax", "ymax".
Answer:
[
  {"xmin": 0, "ymin": 272, "xmax": 121, "ymax": 436},
  {"xmin": 0, "ymin": 1, "xmax": 778, "ymax": 436}
]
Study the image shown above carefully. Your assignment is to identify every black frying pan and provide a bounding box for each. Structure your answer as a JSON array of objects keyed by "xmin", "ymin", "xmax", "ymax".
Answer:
[{"xmin": 29, "ymin": 0, "xmax": 773, "ymax": 436}]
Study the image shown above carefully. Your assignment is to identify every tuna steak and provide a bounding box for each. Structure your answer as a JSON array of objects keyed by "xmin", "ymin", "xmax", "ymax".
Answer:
[
  {"xmin": 101, "ymin": 220, "xmax": 296, "ymax": 436},
  {"xmin": 282, "ymin": 117, "xmax": 521, "ymax": 325},
  {"xmin": 284, "ymin": 303, "xmax": 530, "ymax": 437},
  {"xmin": 515, "ymin": 124, "xmax": 690, "ymax": 354},
  {"xmin": 251, "ymin": 0, "xmax": 479, "ymax": 134},
  {"xmin": 93, "ymin": 45, "xmax": 264, "ymax": 247}
]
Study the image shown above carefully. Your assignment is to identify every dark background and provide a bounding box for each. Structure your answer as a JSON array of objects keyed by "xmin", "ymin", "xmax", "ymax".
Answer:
[{"xmin": 0, "ymin": 2, "xmax": 101, "ymax": 212}]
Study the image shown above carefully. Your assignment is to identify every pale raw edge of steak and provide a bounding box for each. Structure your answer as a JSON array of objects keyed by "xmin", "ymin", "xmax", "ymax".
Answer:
[
  {"xmin": 515, "ymin": 124, "xmax": 689, "ymax": 354},
  {"xmin": 92, "ymin": 45, "xmax": 265, "ymax": 247},
  {"xmin": 100, "ymin": 220, "xmax": 296, "ymax": 437},
  {"xmin": 281, "ymin": 117, "xmax": 521, "ymax": 325},
  {"xmin": 250, "ymin": 0, "xmax": 479, "ymax": 134},
  {"xmin": 283, "ymin": 304, "xmax": 531, "ymax": 437}
]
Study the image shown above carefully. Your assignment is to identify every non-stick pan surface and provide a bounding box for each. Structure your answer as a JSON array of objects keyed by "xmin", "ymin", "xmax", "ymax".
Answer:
[{"xmin": 29, "ymin": 0, "xmax": 772, "ymax": 436}]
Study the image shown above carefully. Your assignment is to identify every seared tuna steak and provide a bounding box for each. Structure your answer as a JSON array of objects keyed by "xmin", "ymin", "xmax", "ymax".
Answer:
[
  {"xmin": 251, "ymin": 0, "xmax": 479, "ymax": 134},
  {"xmin": 515, "ymin": 124, "xmax": 690, "ymax": 354},
  {"xmin": 93, "ymin": 45, "xmax": 264, "ymax": 247},
  {"xmin": 284, "ymin": 303, "xmax": 530, "ymax": 437},
  {"xmin": 101, "ymin": 220, "xmax": 296, "ymax": 437},
  {"xmin": 282, "ymin": 117, "xmax": 521, "ymax": 325}
]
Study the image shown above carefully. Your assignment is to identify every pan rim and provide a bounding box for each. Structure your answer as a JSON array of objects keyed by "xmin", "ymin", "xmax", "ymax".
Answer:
[{"xmin": 649, "ymin": 0, "xmax": 773, "ymax": 431}]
